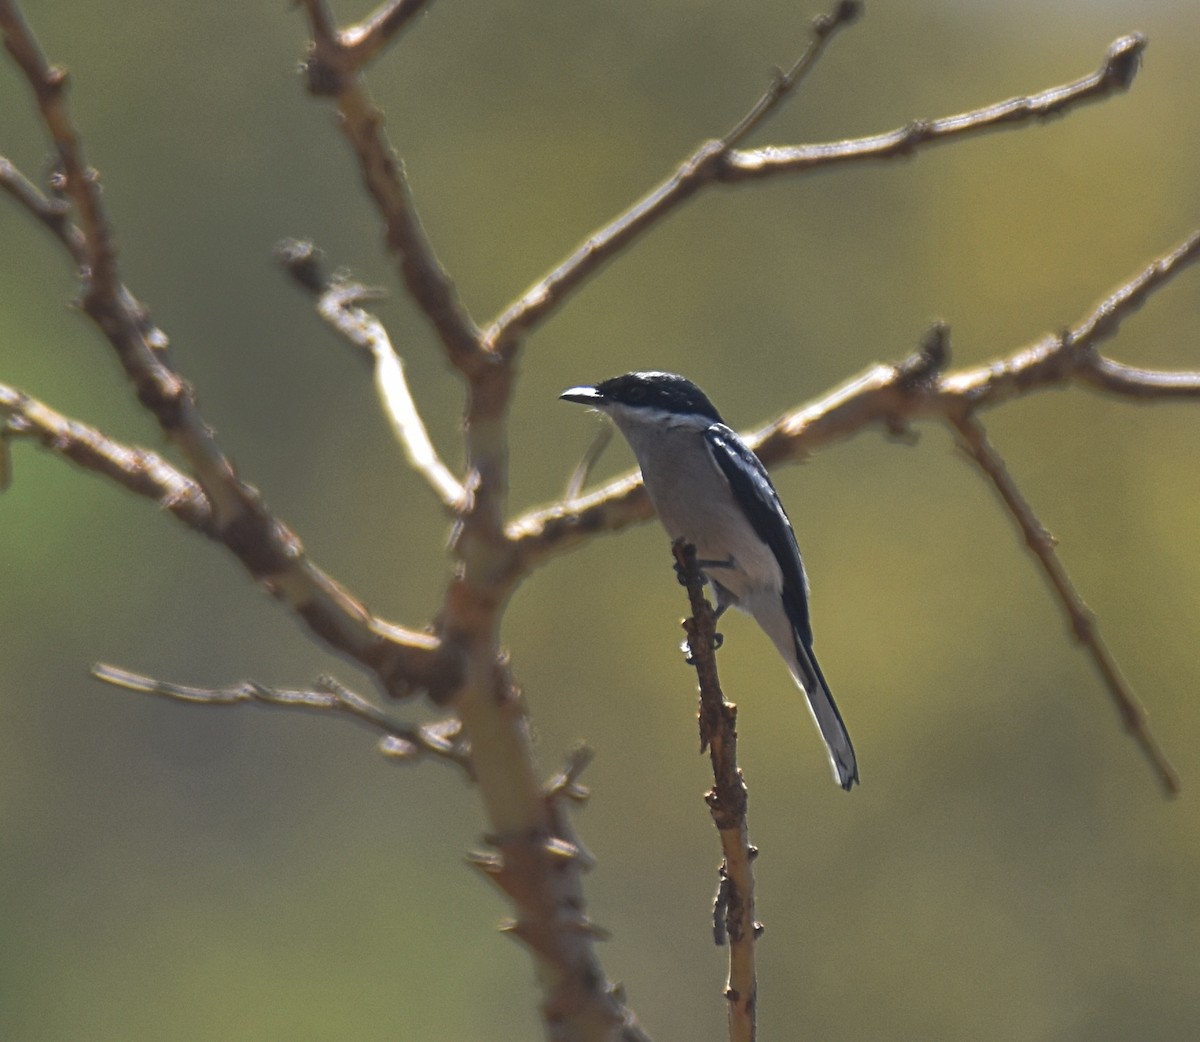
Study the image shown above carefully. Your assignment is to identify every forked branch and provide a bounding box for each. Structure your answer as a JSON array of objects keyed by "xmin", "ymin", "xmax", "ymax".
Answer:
[
  {"xmin": 512, "ymin": 229, "xmax": 1200, "ymax": 565},
  {"xmin": 299, "ymin": 0, "xmax": 483, "ymax": 373},
  {"xmin": 0, "ymin": 3, "xmax": 458, "ymax": 702},
  {"xmin": 725, "ymin": 33, "xmax": 1145, "ymax": 178},
  {"xmin": 480, "ymin": 28, "xmax": 1145, "ymax": 357}
]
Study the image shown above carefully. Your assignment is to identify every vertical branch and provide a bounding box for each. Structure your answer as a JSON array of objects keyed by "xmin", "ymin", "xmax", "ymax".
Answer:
[
  {"xmin": 299, "ymin": 0, "xmax": 483, "ymax": 373},
  {"xmin": 949, "ymin": 412, "xmax": 1180, "ymax": 796},
  {"xmin": 673, "ymin": 540, "xmax": 760, "ymax": 1042},
  {"xmin": 0, "ymin": 0, "xmax": 116, "ymax": 298}
]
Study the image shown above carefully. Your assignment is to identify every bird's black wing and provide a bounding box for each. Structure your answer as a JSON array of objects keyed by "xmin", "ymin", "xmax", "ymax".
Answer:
[{"xmin": 703, "ymin": 424, "xmax": 813, "ymax": 645}]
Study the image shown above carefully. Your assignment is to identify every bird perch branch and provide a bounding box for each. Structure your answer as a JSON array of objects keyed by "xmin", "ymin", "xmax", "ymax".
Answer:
[{"xmin": 674, "ymin": 540, "xmax": 760, "ymax": 1042}]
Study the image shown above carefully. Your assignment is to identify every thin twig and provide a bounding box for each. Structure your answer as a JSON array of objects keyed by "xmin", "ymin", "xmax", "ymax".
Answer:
[
  {"xmin": 480, "ymin": 29, "xmax": 1144, "ymax": 358},
  {"xmin": 91, "ymin": 664, "xmax": 472, "ymax": 773},
  {"xmin": 321, "ymin": 284, "xmax": 467, "ymax": 511},
  {"xmin": 480, "ymin": 0, "xmax": 860, "ymax": 358},
  {"xmin": 340, "ymin": 0, "xmax": 436, "ymax": 71},
  {"xmin": 721, "ymin": 1, "xmax": 861, "ymax": 149},
  {"xmin": 947, "ymin": 412, "xmax": 1179, "ymax": 796},
  {"xmin": 299, "ymin": 0, "xmax": 483, "ymax": 373},
  {"xmin": 277, "ymin": 240, "xmax": 467, "ymax": 511},
  {"xmin": 673, "ymin": 540, "xmax": 758, "ymax": 1042},
  {"xmin": 725, "ymin": 33, "xmax": 1146, "ymax": 179}
]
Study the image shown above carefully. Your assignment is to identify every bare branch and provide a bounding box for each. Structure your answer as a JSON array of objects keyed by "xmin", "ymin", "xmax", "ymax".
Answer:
[
  {"xmin": 277, "ymin": 240, "xmax": 468, "ymax": 511},
  {"xmin": 515, "ymin": 228, "xmax": 1200, "ymax": 570},
  {"xmin": 1083, "ymin": 356, "xmax": 1200, "ymax": 399},
  {"xmin": 0, "ymin": 9, "xmax": 458, "ymax": 700},
  {"xmin": 673, "ymin": 541, "xmax": 758, "ymax": 1042},
  {"xmin": 725, "ymin": 33, "xmax": 1146, "ymax": 179},
  {"xmin": 299, "ymin": 0, "xmax": 484, "ymax": 373},
  {"xmin": 340, "ymin": 0, "xmax": 436, "ymax": 70},
  {"xmin": 480, "ymin": 29, "xmax": 1144, "ymax": 358},
  {"xmin": 719, "ymin": 0, "xmax": 861, "ymax": 149},
  {"xmin": 0, "ymin": 380, "xmax": 451, "ymax": 697},
  {"xmin": 91, "ymin": 665, "xmax": 471, "ymax": 773},
  {"xmin": 0, "ymin": 382, "xmax": 211, "ymax": 528},
  {"xmin": 480, "ymin": 1, "xmax": 860, "ymax": 358},
  {"xmin": 947, "ymin": 413, "xmax": 1180, "ymax": 796},
  {"xmin": 0, "ymin": 154, "xmax": 84, "ymax": 262},
  {"xmin": 0, "ymin": 6, "xmax": 266, "ymax": 515},
  {"xmin": 0, "ymin": 0, "xmax": 117, "ymax": 298}
]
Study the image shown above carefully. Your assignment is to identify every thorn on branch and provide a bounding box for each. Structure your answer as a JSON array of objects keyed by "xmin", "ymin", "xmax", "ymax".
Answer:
[
  {"xmin": 897, "ymin": 321, "xmax": 951, "ymax": 390},
  {"xmin": 275, "ymin": 237, "xmax": 328, "ymax": 294},
  {"xmin": 813, "ymin": 0, "xmax": 863, "ymax": 38},
  {"xmin": 546, "ymin": 744, "xmax": 594, "ymax": 803},
  {"xmin": 713, "ymin": 863, "xmax": 732, "ymax": 946}
]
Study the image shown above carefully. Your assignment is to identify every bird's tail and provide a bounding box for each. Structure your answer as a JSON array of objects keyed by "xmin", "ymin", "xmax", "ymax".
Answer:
[{"xmin": 790, "ymin": 638, "xmax": 859, "ymax": 791}]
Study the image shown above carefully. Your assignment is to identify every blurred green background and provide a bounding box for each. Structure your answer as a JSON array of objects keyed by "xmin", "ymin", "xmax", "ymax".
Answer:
[{"xmin": 2, "ymin": 1, "xmax": 1199, "ymax": 1039}]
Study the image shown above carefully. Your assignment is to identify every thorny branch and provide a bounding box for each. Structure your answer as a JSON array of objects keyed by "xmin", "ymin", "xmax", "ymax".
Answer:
[{"xmin": 674, "ymin": 541, "xmax": 759, "ymax": 1042}]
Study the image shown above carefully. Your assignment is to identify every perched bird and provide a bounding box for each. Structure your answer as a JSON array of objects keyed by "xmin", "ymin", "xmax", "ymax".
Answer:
[{"xmin": 561, "ymin": 371, "xmax": 857, "ymax": 790}]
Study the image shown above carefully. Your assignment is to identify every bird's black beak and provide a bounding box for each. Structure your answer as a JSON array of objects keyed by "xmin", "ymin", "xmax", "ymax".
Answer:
[{"xmin": 560, "ymin": 385, "xmax": 604, "ymax": 406}]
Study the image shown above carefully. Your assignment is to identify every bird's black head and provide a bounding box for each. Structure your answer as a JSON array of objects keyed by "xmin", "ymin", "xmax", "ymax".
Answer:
[{"xmin": 560, "ymin": 371, "xmax": 724, "ymax": 424}]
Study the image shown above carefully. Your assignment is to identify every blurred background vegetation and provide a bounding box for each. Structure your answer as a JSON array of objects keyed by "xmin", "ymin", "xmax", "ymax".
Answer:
[{"xmin": 2, "ymin": 1, "xmax": 1198, "ymax": 1039}]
